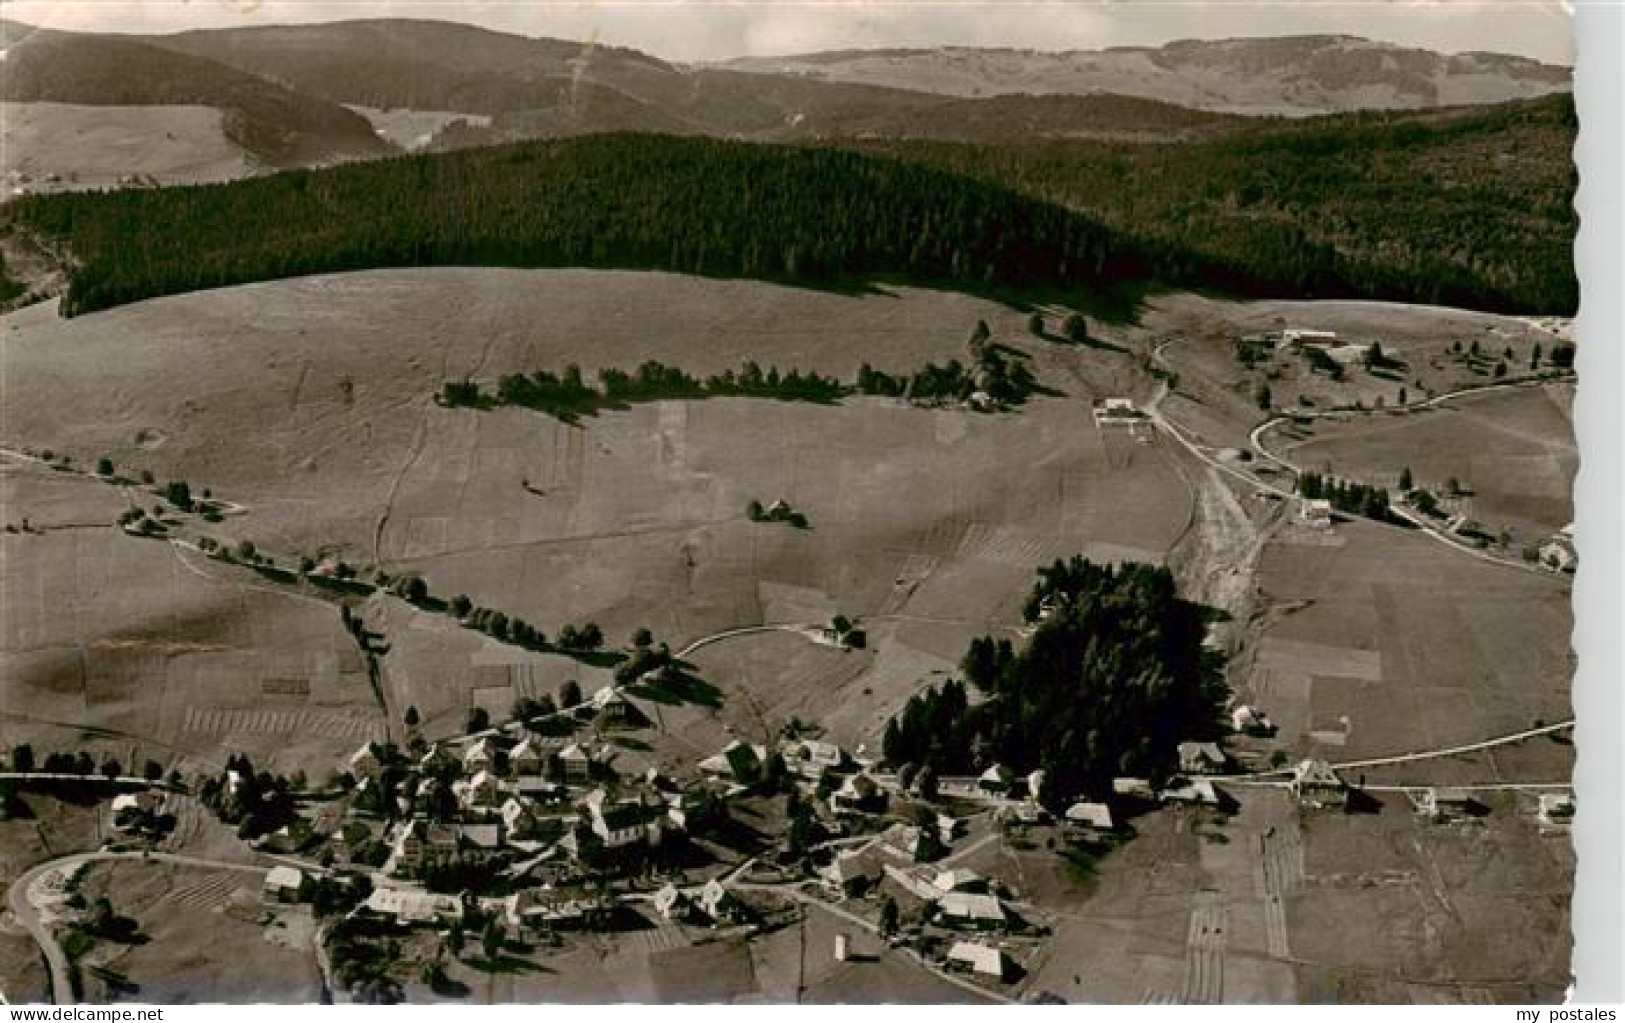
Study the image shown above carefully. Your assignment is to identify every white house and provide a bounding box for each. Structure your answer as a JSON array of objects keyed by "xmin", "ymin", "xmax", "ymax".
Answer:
[
  {"xmin": 509, "ymin": 738, "xmax": 548, "ymax": 776},
  {"xmin": 1289, "ymin": 759, "xmax": 1347, "ymax": 808},
  {"xmin": 1299, "ymin": 498, "xmax": 1334, "ymax": 529},
  {"xmin": 462, "ymin": 737, "xmax": 498, "ymax": 773},
  {"xmin": 932, "ymin": 868, "xmax": 987, "ymax": 894},
  {"xmin": 364, "ymin": 886, "xmax": 462, "ymax": 926}
]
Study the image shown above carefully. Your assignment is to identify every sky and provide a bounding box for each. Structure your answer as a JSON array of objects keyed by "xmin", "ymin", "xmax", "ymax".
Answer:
[{"xmin": 0, "ymin": 0, "xmax": 1576, "ymax": 64}]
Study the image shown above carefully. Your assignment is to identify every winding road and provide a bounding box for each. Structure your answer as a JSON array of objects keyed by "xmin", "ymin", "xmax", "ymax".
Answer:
[{"xmin": 8, "ymin": 849, "xmax": 268, "ymax": 1005}]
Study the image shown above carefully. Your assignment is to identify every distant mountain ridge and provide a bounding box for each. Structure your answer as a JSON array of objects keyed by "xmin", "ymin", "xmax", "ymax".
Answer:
[
  {"xmin": 0, "ymin": 19, "xmax": 390, "ymax": 166},
  {"xmin": 712, "ymin": 33, "xmax": 1571, "ymax": 115}
]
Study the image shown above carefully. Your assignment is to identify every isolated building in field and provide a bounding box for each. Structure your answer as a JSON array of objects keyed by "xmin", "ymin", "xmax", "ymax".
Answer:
[
  {"xmin": 946, "ymin": 941, "xmax": 1012, "ymax": 981},
  {"xmin": 1538, "ymin": 792, "xmax": 1575, "ymax": 831},
  {"xmin": 1415, "ymin": 787, "xmax": 1477, "ymax": 822},
  {"xmin": 1539, "ymin": 525, "xmax": 1577, "ymax": 573},
  {"xmin": 1282, "ymin": 329, "xmax": 1338, "ymax": 347}
]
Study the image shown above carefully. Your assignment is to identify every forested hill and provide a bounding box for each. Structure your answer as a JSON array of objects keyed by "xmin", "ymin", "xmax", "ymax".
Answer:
[
  {"xmin": 4, "ymin": 127, "xmax": 1572, "ymax": 318},
  {"xmin": 6, "ymin": 135, "xmax": 1157, "ymax": 317},
  {"xmin": 847, "ymin": 94, "xmax": 1578, "ymax": 314}
]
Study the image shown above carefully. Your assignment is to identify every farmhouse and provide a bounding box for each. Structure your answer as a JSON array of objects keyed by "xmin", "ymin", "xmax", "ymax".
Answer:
[
  {"xmin": 699, "ymin": 740, "xmax": 767, "ymax": 784},
  {"xmin": 883, "ymin": 863, "xmax": 945, "ymax": 902},
  {"xmin": 933, "ymin": 868, "xmax": 988, "ymax": 894},
  {"xmin": 462, "ymin": 737, "xmax": 498, "ymax": 773},
  {"xmin": 1158, "ymin": 777, "xmax": 1223, "ymax": 806},
  {"xmin": 936, "ymin": 892, "xmax": 1008, "ymax": 931},
  {"xmin": 557, "ymin": 742, "xmax": 598, "ymax": 783},
  {"xmin": 457, "ymin": 769, "xmax": 503, "ymax": 809},
  {"xmin": 781, "ymin": 738, "xmax": 847, "ymax": 777},
  {"xmin": 1416, "ymin": 787, "xmax": 1477, "ymax": 821},
  {"xmin": 1538, "ymin": 792, "xmax": 1575, "ymax": 831},
  {"xmin": 1290, "ymin": 759, "xmax": 1347, "ymax": 809},
  {"xmin": 386, "ymin": 819, "xmax": 458, "ymax": 876},
  {"xmin": 591, "ymin": 685, "xmax": 638, "ymax": 725},
  {"xmin": 509, "ymin": 738, "xmax": 549, "ymax": 776},
  {"xmin": 822, "ymin": 849, "xmax": 884, "ymax": 894},
  {"xmin": 110, "ymin": 791, "xmax": 160, "ymax": 829},
  {"xmin": 1298, "ymin": 499, "xmax": 1334, "ymax": 529},
  {"xmin": 364, "ymin": 886, "xmax": 462, "ymax": 926},
  {"xmin": 946, "ymin": 941, "xmax": 1012, "ymax": 981},
  {"xmin": 585, "ymin": 789, "xmax": 663, "ymax": 849},
  {"xmin": 1283, "ymin": 329, "xmax": 1338, "ymax": 347},
  {"xmin": 1112, "ymin": 777, "xmax": 1155, "ymax": 799},
  {"xmin": 1062, "ymin": 801, "xmax": 1114, "ymax": 839},
  {"xmin": 1176, "ymin": 741, "xmax": 1226, "ymax": 775},
  {"xmin": 263, "ymin": 865, "xmax": 312, "ymax": 903},
  {"xmin": 1230, "ymin": 704, "xmax": 1274, "ymax": 735},
  {"xmin": 503, "ymin": 887, "xmax": 615, "ymax": 933},
  {"xmin": 1539, "ymin": 525, "xmax": 1577, "ymax": 573}
]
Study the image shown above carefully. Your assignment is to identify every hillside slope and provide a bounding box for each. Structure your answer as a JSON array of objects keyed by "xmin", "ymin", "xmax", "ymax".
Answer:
[
  {"xmin": 0, "ymin": 20, "xmax": 390, "ymax": 167},
  {"xmin": 715, "ymin": 34, "xmax": 1571, "ymax": 115}
]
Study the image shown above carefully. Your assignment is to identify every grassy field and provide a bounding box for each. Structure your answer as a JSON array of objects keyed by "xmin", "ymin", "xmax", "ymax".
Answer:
[
  {"xmin": 1020, "ymin": 785, "xmax": 1570, "ymax": 1004},
  {"xmin": 1, "ymin": 461, "xmax": 381, "ymax": 780},
  {"xmin": 1237, "ymin": 518, "xmax": 1572, "ymax": 777},
  {"xmin": 1276, "ymin": 383, "xmax": 1576, "ymax": 542},
  {"xmin": 2, "ymin": 269, "xmax": 1187, "ymax": 762},
  {"xmin": 75, "ymin": 860, "xmax": 321, "ymax": 1003},
  {"xmin": 1, "ymin": 102, "xmax": 254, "ymax": 192}
]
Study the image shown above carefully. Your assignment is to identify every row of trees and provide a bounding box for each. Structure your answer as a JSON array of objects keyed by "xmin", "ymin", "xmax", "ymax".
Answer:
[
  {"xmin": 445, "ymin": 349, "xmax": 1036, "ymax": 424},
  {"xmin": 881, "ymin": 557, "xmax": 1226, "ymax": 809}
]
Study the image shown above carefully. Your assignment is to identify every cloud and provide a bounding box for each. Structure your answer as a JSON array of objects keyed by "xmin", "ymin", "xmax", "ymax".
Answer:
[{"xmin": 0, "ymin": 0, "xmax": 1574, "ymax": 64}]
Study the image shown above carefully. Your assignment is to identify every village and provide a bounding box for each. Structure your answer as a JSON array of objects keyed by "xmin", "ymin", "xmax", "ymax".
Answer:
[{"xmin": 77, "ymin": 636, "xmax": 1576, "ymax": 1005}]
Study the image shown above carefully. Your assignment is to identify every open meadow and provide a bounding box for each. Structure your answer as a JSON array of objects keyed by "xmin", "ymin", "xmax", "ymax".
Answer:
[{"xmin": 0, "ymin": 102, "xmax": 254, "ymax": 192}]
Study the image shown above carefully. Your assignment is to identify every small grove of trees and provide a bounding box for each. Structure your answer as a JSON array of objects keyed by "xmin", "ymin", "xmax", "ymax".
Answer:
[{"xmin": 1297, "ymin": 471, "xmax": 1393, "ymax": 521}]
